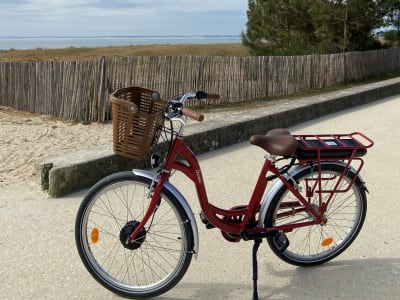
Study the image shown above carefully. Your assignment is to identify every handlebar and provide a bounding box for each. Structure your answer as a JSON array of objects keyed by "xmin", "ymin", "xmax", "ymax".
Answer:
[
  {"xmin": 177, "ymin": 91, "xmax": 220, "ymax": 104},
  {"xmin": 164, "ymin": 90, "xmax": 219, "ymax": 123}
]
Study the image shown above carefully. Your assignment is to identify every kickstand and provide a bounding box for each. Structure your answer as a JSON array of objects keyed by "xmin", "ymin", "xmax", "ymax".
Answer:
[{"xmin": 252, "ymin": 238, "xmax": 262, "ymax": 300}]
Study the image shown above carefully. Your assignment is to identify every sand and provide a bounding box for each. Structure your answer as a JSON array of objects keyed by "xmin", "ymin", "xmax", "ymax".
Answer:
[{"xmin": 0, "ymin": 106, "xmax": 112, "ymax": 189}]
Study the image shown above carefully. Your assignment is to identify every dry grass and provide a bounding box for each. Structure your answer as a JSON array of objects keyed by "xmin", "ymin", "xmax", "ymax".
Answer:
[{"xmin": 0, "ymin": 43, "xmax": 250, "ymax": 62}]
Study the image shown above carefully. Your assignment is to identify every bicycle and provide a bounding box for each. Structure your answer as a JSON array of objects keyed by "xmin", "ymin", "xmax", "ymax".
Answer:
[{"xmin": 75, "ymin": 87, "xmax": 374, "ymax": 299}]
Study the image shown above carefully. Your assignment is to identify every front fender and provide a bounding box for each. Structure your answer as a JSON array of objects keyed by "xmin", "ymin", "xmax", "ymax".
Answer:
[{"xmin": 132, "ymin": 169, "xmax": 199, "ymax": 258}]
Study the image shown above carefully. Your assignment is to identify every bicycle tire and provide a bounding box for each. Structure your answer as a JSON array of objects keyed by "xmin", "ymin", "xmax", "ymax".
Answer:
[
  {"xmin": 75, "ymin": 171, "xmax": 194, "ymax": 298},
  {"xmin": 265, "ymin": 163, "xmax": 367, "ymax": 266}
]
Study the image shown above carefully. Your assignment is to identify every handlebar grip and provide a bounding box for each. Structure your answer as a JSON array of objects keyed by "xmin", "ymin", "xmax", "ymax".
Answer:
[
  {"xmin": 182, "ymin": 107, "xmax": 204, "ymax": 122},
  {"xmin": 195, "ymin": 91, "xmax": 220, "ymax": 100},
  {"xmin": 205, "ymin": 93, "xmax": 220, "ymax": 100}
]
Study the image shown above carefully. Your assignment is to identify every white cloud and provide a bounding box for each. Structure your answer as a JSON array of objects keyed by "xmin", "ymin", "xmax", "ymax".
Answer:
[
  {"xmin": 0, "ymin": 0, "xmax": 247, "ymax": 36},
  {"xmin": 5, "ymin": 0, "xmax": 246, "ymax": 18}
]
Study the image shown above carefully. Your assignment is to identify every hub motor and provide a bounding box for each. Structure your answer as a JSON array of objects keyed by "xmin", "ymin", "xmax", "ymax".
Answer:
[{"xmin": 119, "ymin": 220, "xmax": 147, "ymax": 250}]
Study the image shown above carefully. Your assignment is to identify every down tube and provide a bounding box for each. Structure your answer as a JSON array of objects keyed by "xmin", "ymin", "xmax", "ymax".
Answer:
[{"xmin": 169, "ymin": 142, "xmax": 247, "ymax": 233}]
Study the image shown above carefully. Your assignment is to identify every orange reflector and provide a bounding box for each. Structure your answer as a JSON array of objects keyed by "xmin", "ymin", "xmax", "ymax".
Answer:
[
  {"xmin": 321, "ymin": 237, "xmax": 334, "ymax": 247},
  {"xmin": 91, "ymin": 227, "xmax": 99, "ymax": 244}
]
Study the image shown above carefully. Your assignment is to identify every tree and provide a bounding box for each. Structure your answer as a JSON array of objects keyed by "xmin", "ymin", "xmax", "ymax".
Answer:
[
  {"xmin": 380, "ymin": 0, "xmax": 400, "ymax": 31},
  {"xmin": 310, "ymin": 0, "xmax": 346, "ymax": 53},
  {"xmin": 242, "ymin": 0, "xmax": 384, "ymax": 55},
  {"xmin": 345, "ymin": 0, "xmax": 383, "ymax": 51},
  {"xmin": 379, "ymin": 0, "xmax": 400, "ymax": 45},
  {"xmin": 242, "ymin": 0, "xmax": 325, "ymax": 54},
  {"xmin": 241, "ymin": 0, "xmax": 320, "ymax": 55}
]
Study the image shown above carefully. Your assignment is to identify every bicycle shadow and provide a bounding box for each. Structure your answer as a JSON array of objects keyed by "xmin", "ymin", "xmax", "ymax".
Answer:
[{"xmin": 156, "ymin": 257, "xmax": 400, "ymax": 300}]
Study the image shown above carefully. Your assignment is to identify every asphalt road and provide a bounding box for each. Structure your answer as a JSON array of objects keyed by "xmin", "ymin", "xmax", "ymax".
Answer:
[{"xmin": 1, "ymin": 95, "xmax": 399, "ymax": 299}]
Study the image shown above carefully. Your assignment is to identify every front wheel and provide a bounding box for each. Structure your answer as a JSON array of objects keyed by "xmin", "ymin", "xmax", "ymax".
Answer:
[
  {"xmin": 265, "ymin": 163, "xmax": 367, "ymax": 266},
  {"xmin": 75, "ymin": 171, "xmax": 194, "ymax": 298}
]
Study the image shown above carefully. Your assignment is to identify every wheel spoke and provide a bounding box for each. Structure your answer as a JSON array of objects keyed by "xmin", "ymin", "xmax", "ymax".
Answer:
[
  {"xmin": 75, "ymin": 173, "xmax": 193, "ymax": 298},
  {"xmin": 266, "ymin": 164, "xmax": 366, "ymax": 266}
]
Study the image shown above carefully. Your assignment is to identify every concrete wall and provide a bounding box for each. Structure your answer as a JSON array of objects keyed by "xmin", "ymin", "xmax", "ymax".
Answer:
[{"xmin": 37, "ymin": 77, "xmax": 400, "ymax": 197}]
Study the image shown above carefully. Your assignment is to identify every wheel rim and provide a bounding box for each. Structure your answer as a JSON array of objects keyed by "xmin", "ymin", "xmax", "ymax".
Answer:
[
  {"xmin": 272, "ymin": 169, "xmax": 364, "ymax": 263},
  {"xmin": 78, "ymin": 180, "xmax": 189, "ymax": 294}
]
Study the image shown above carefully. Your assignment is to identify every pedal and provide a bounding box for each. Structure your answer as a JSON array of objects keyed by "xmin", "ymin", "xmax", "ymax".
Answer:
[
  {"xmin": 199, "ymin": 212, "xmax": 215, "ymax": 229},
  {"xmin": 272, "ymin": 231, "xmax": 290, "ymax": 252}
]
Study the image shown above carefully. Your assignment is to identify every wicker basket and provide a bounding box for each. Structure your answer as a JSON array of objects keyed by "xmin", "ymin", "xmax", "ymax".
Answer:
[{"xmin": 110, "ymin": 87, "xmax": 165, "ymax": 160}]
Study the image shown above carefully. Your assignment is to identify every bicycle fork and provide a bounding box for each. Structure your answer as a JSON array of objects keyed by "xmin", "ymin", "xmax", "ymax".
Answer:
[{"xmin": 125, "ymin": 171, "xmax": 169, "ymax": 246}]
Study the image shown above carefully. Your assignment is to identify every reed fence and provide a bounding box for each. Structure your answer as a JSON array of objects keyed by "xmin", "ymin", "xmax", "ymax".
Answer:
[{"xmin": 1, "ymin": 47, "xmax": 400, "ymax": 122}]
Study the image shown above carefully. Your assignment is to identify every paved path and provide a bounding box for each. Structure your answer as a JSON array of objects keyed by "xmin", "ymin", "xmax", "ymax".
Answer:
[{"xmin": 1, "ymin": 95, "xmax": 399, "ymax": 299}]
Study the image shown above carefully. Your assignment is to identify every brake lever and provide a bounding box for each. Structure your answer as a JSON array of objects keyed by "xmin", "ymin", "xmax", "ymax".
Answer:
[{"xmin": 164, "ymin": 101, "xmax": 183, "ymax": 119}]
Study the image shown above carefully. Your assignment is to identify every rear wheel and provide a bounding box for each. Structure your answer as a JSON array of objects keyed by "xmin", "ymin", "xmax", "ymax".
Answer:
[
  {"xmin": 75, "ymin": 171, "xmax": 194, "ymax": 298},
  {"xmin": 265, "ymin": 163, "xmax": 367, "ymax": 266}
]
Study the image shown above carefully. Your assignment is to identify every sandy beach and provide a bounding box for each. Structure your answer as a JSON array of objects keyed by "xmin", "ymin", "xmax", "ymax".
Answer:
[{"xmin": 0, "ymin": 106, "xmax": 113, "ymax": 189}]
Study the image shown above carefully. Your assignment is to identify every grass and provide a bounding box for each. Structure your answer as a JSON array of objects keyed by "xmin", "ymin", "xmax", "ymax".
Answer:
[{"xmin": 0, "ymin": 43, "xmax": 250, "ymax": 62}]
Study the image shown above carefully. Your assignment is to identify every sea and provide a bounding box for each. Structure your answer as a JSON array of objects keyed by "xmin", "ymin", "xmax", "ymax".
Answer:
[{"xmin": 0, "ymin": 35, "xmax": 241, "ymax": 50}]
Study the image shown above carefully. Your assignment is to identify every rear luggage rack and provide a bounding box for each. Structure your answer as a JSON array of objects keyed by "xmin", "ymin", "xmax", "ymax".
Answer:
[{"xmin": 294, "ymin": 132, "xmax": 374, "ymax": 160}]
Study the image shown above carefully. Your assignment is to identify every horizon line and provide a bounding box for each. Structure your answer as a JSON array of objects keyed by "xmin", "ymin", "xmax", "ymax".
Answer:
[{"xmin": 0, "ymin": 34, "xmax": 241, "ymax": 39}]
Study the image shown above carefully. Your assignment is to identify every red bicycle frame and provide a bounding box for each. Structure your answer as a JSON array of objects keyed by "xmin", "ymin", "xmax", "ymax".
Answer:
[
  {"xmin": 127, "ymin": 131, "xmax": 373, "ymax": 243},
  {"xmin": 127, "ymin": 136, "xmax": 323, "ymax": 243}
]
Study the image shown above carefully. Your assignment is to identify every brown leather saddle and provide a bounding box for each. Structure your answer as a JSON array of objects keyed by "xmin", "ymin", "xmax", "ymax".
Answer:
[{"xmin": 250, "ymin": 128, "xmax": 297, "ymax": 157}]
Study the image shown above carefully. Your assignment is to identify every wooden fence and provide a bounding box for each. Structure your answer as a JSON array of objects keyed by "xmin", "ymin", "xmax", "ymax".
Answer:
[{"xmin": 1, "ymin": 47, "xmax": 400, "ymax": 122}]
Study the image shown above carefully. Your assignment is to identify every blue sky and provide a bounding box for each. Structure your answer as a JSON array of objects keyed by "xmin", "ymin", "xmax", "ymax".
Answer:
[{"xmin": 0, "ymin": 0, "xmax": 248, "ymax": 36}]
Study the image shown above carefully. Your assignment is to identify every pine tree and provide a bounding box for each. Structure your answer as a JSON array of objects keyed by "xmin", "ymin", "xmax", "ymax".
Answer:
[
  {"xmin": 242, "ymin": 0, "xmax": 318, "ymax": 55},
  {"xmin": 242, "ymin": 0, "xmax": 384, "ymax": 55},
  {"xmin": 379, "ymin": 0, "xmax": 400, "ymax": 45},
  {"xmin": 345, "ymin": 0, "xmax": 383, "ymax": 51}
]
